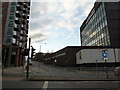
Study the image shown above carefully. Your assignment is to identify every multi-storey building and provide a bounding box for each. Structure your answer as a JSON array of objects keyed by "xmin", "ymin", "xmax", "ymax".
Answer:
[
  {"xmin": 2, "ymin": 2, "xmax": 30, "ymax": 67},
  {"xmin": 80, "ymin": 2, "xmax": 120, "ymax": 47},
  {"xmin": 0, "ymin": 2, "xmax": 2, "ymax": 64}
]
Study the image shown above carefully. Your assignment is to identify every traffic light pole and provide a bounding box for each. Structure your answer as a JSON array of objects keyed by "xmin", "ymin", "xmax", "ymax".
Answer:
[{"xmin": 26, "ymin": 38, "xmax": 31, "ymax": 79}]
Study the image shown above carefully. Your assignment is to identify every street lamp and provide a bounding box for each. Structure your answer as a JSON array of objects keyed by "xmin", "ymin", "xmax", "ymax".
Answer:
[
  {"xmin": 39, "ymin": 43, "xmax": 47, "ymax": 53},
  {"xmin": 39, "ymin": 42, "xmax": 47, "ymax": 67}
]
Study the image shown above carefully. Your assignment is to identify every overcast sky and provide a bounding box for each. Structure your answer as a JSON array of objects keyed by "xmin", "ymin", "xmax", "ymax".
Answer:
[{"xmin": 29, "ymin": 0, "xmax": 96, "ymax": 53}]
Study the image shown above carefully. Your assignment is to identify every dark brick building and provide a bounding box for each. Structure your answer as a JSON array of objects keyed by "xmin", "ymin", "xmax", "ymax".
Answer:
[
  {"xmin": 2, "ymin": 2, "xmax": 31, "ymax": 67},
  {"xmin": 44, "ymin": 46, "xmax": 84, "ymax": 67}
]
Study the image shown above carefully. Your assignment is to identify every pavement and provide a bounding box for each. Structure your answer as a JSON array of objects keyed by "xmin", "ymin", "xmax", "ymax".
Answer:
[
  {"xmin": 2, "ymin": 66, "xmax": 25, "ymax": 81},
  {"xmin": 2, "ymin": 61, "xmax": 120, "ymax": 81}
]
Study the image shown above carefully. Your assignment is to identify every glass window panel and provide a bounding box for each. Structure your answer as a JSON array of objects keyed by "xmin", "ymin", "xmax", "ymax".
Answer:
[{"xmin": 12, "ymin": 38, "xmax": 16, "ymax": 44}]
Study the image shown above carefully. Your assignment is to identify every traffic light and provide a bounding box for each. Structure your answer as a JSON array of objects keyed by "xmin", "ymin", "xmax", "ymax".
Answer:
[{"xmin": 31, "ymin": 47, "xmax": 36, "ymax": 58}]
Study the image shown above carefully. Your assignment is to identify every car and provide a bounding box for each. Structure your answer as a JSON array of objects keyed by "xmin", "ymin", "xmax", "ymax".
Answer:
[{"xmin": 114, "ymin": 67, "xmax": 120, "ymax": 77}]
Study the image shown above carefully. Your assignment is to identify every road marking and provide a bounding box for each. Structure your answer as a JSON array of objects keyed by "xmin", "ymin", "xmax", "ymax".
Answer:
[{"xmin": 42, "ymin": 81, "xmax": 48, "ymax": 90}]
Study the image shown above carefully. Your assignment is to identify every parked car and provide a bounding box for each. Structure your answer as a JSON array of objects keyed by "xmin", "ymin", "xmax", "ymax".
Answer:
[{"xmin": 114, "ymin": 67, "xmax": 120, "ymax": 77}]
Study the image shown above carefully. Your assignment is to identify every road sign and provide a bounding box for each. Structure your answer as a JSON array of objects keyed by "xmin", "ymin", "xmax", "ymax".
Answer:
[
  {"xmin": 102, "ymin": 52, "xmax": 108, "ymax": 58},
  {"xmin": 96, "ymin": 60, "xmax": 98, "ymax": 62}
]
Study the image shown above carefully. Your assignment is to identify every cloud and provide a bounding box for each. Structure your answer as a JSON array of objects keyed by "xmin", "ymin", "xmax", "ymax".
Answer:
[{"xmin": 29, "ymin": 1, "xmax": 95, "ymax": 43}]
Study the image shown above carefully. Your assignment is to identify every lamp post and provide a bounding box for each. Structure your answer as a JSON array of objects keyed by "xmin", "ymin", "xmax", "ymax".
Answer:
[
  {"xmin": 39, "ymin": 42, "xmax": 47, "ymax": 67},
  {"xmin": 39, "ymin": 43, "xmax": 47, "ymax": 53}
]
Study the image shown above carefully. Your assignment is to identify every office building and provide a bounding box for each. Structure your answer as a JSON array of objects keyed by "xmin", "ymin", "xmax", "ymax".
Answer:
[
  {"xmin": 2, "ymin": 2, "xmax": 30, "ymax": 67},
  {"xmin": 80, "ymin": 2, "xmax": 120, "ymax": 47}
]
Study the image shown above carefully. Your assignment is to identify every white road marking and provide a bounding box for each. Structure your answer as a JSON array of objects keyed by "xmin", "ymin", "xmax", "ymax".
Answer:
[{"xmin": 42, "ymin": 81, "xmax": 49, "ymax": 90}]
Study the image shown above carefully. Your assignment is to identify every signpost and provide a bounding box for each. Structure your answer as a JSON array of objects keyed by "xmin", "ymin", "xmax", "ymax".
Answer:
[
  {"xmin": 102, "ymin": 49, "xmax": 109, "ymax": 79},
  {"xmin": 96, "ymin": 60, "xmax": 98, "ymax": 78}
]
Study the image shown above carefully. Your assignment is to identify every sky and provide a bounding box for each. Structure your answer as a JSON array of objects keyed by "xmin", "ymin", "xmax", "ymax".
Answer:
[{"xmin": 28, "ymin": 0, "xmax": 96, "ymax": 53}]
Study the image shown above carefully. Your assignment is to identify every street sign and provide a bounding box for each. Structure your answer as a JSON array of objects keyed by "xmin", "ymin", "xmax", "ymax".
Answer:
[
  {"xmin": 102, "ymin": 52, "xmax": 108, "ymax": 58},
  {"xmin": 96, "ymin": 60, "xmax": 98, "ymax": 62}
]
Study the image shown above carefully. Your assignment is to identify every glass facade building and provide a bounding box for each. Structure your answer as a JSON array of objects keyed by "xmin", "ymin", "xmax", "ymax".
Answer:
[{"xmin": 80, "ymin": 2, "xmax": 120, "ymax": 47}]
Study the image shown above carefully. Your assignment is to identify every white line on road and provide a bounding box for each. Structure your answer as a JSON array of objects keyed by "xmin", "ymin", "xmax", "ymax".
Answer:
[{"xmin": 42, "ymin": 81, "xmax": 49, "ymax": 90}]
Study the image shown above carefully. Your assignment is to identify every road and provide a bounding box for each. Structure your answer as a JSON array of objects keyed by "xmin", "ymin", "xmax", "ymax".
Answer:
[
  {"xmin": 3, "ymin": 80, "xmax": 120, "ymax": 90},
  {"xmin": 29, "ymin": 61, "xmax": 118, "ymax": 80},
  {"xmin": 2, "ymin": 61, "xmax": 120, "ymax": 89}
]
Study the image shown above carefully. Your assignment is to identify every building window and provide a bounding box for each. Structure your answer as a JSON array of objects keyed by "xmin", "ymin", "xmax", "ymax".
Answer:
[
  {"xmin": 21, "ymin": 30, "xmax": 24, "ymax": 34},
  {"xmin": 13, "ymin": 31, "xmax": 17, "ymax": 35},
  {"xmin": 12, "ymin": 38, "xmax": 16, "ymax": 44},
  {"xmin": 8, "ymin": 21, "xmax": 13, "ymax": 27},
  {"xmin": 10, "ymin": 8, "xmax": 15, "ymax": 12},
  {"xmin": 6, "ymin": 36, "xmax": 11, "ymax": 43},
  {"xmin": 20, "ymin": 36, "xmax": 24, "ymax": 41},
  {"xmin": 7, "ymin": 30, "xmax": 12, "ymax": 35},
  {"xmin": 19, "ymin": 43, "xmax": 22, "ymax": 47},
  {"xmin": 9, "ymin": 16, "xmax": 14, "ymax": 20},
  {"xmin": 11, "ymin": 2, "xmax": 16, "ymax": 5}
]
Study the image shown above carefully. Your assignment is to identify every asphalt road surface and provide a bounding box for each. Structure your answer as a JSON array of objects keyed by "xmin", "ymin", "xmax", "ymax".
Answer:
[
  {"xmin": 2, "ymin": 80, "xmax": 120, "ymax": 90},
  {"xmin": 2, "ymin": 61, "xmax": 120, "ymax": 90}
]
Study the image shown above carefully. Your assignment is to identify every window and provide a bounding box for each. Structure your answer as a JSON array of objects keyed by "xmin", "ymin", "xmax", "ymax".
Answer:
[
  {"xmin": 16, "ymin": 40, "xmax": 19, "ymax": 45},
  {"xmin": 9, "ymin": 16, "xmax": 14, "ymax": 20},
  {"xmin": 11, "ymin": 2, "xmax": 16, "ymax": 5},
  {"xmin": 21, "ymin": 30, "xmax": 24, "ymax": 34},
  {"xmin": 20, "ymin": 36, "xmax": 24, "ymax": 40},
  {"xmin": 7, "ymin": 30, "xmax": 12, "ymax": 35},
  {"xmin": 8, "ymin": 21, "xmax": 13, "ymax": 27},
  {"xmin": 6, "ymin": 36, "xmax": 11, "ymax": 43},
  {"xmin": 13, "ymin": 31, "xmax": 17, "ymax": 35},
  {"xmin": 15, "ymin": 24, "xmax": 17, "ymax": 28},
  {"xmin": 10, "ymin": 8, "xmax": 15, "ymax": 12},
  {"xmin": 12, "ymin": 38, "xmax": 16, "ymax": 44},
  {"xmin": 19, "ymin": 43, "xmax": 22, "ymax": 47}
]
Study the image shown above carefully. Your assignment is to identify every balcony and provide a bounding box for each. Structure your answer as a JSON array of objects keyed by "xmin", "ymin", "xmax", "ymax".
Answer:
[
  {"xmin": 26, "ymin": 30, "xmax": 28, "ymax": 34},
  {"xmin": 21, "ymin": 26, "xmax": 25, "ymax": 30},
  {"xmin": 16, "ymin": 6, "xmax": 22, "ymax": 11},
  {"xmin": 20, "ymin": 31, "xmax": 24, "ymax": 36},
  {"xmin": 12, "ymin": 43, "xmax": 18, "ymax": 46},
  {"xmin": 19, "ymin": 43, "xmax": 23, "ymax": 49},
  {"xmin": 24, "ymin": 4, "xmax": 28, "ymax": 8},
  {"xmin": 16, "ymin": 12, "xmax": 22, "ymax": 17},
  {"xmin": 27, "ymin": 15, "xmax": 29, "ymax": 19},
  {"xmin": 27, "ymin": 20, "xmax": 29, "ymax": 23},
  {"xmin": 13, "ymin": 35, "xmax": 18, "ymax": 38},
  {"xmin": 20, "ymin": 33, "xmax": 24, "ymax": 36},
  {"xmin": 27, "ymin": 11, "xmax": 30, "ymax": 14},
  {"xmin": 25, "ymin": 34, "xmax": 28, "ymax": 37},
  {"xmin": 22, "ymin": 20, "xmax": 26, "ymax": 24},
  {"xmin": 23, "ymin": 15, "xmax": 27, "ymax": 19},
  {"xmin": 14, "ymin": 27, "xmax": 19, "ymax": 31},
  {"xmin": 26, "ymin": 25, "xmax": 28, "ymax": 29},
  {"xmin": 23, "ymin": 8, "xmax": 27, "ymax": 13},
  {"xmin": 28, "ymin": 2, "xmax": 30, "ymax": 6},
  {"xmin": 18, "ymin": 2, "xmax": 24, "ymax": 5},
  {"xmin": 24, "ymin": 38, "xmax": 27, "ymax": 42},
  {"xmin": 19, "ymin": 39, "xmax": 24, "ymax": 42},
  {"xmin": 15, "ymin": 18, "xmax": 21, "ymax": 24},
  {"xmin": 28, "ymin": 6, "xmax": 30, "ymax": 10}
]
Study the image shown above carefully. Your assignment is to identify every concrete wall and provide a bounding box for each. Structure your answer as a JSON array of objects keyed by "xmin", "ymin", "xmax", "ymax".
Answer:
[{"xmin": 76, "ymin": 48, "xmax": 120, "ymax": 64}]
